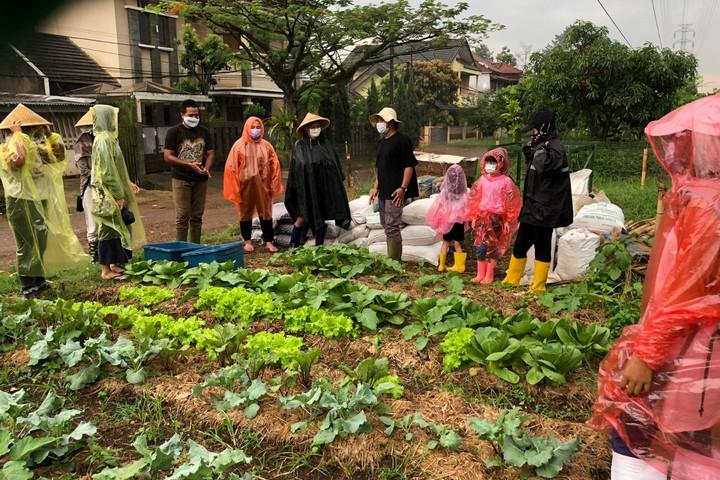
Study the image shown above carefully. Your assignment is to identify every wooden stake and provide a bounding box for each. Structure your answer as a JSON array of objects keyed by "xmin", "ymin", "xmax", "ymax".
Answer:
[{"xmin": 641, "ymin": 148, "xmax": 648, "ymax": 188}]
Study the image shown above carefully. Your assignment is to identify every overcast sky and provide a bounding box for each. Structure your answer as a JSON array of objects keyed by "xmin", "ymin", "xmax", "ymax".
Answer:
[{"xmin": 381, "ymin": 0, "xmax": 719, "ymax": 92}]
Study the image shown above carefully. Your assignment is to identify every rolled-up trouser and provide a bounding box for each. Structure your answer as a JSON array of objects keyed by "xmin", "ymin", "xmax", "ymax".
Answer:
[
  {"xmin": 379, "ymin": 199, "xmax": 403, "ymax": 240},
  {"xmin": 172, "ymin": 178, "xmax": 208, "ymax": 243},
  {"xmin": 240, "ymin": 219, "xmax": 274, "ymax": 243},
  {"xmin": 82, "ymin": 186, "xmax": 98, "ymax": 243}
]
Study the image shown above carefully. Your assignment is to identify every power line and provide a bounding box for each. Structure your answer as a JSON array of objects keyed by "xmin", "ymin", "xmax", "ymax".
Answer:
[
  {"xmin": 596, "ymin": 0, "xmax": 633, "ymax": 48},
  {"xmin": 651, "ymin": 0, "xmax": 664, "ymax": 47}
]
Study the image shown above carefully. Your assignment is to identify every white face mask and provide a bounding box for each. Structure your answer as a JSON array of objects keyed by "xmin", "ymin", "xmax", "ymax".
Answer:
[
  {"xmin": 376, "ymin": 122, "xmax": 388, "ymax": 135},
  {"xmin": 485, "ymin": 163, "xmax": 497, "ymax": 174},
  {"xmin": 183, "ymin": 116, "xmax": 200, "ymax": 128},
  {"xmin": 308, "ymin": 127, "xmax": 322, "ymax": 139}
]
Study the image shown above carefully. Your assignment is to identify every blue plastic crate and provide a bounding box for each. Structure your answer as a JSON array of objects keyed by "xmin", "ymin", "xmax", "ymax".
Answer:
[
  {"xmin": 144, "ymin": 241, "xmax": 204, "ymax": 262},
  {"xmin": 181, "ymin": 241, "xmax": 245, "ymax": 268}
]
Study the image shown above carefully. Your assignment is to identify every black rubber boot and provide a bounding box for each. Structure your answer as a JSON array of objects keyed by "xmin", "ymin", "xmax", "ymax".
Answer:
[
  {"xmin": 289, "ymin": 226, "xmax": 303, "ymax": 248},
  {"xmin": 313, "ymin": 225, "xmax": 327, "ymax": 246}
]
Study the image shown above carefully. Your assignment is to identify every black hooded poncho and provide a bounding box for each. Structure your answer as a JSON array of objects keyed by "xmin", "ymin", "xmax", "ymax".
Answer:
[{"xmin": 284, "ymin": 135, "xmax": 351, "ymax": 232}]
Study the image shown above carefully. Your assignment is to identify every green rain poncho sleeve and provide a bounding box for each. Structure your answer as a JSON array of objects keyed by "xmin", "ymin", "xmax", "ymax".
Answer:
[
  {"xmin": 0, "ymin": 132, "xmax": 89, "ymax": 276},
  {"xmin": 89, "ymin": 105, "xmax": 145, "ymax": 250}
]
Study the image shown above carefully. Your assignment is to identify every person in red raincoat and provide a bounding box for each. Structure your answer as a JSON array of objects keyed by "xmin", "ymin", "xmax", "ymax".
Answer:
[{"xmin": 589, "ymin": 94, "xmax": 720, "ymax": 479}]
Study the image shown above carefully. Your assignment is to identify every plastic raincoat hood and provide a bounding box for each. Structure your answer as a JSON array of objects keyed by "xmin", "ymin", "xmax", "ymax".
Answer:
[{"xmin": 90, "ymin": 104, "xmax": 145, "ymax": 250}]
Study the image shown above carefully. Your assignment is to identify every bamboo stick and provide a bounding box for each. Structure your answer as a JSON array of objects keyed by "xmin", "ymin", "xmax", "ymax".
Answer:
[{"xmin": 641, "ymin": 148, "xmax": 648, "ymax": 188}]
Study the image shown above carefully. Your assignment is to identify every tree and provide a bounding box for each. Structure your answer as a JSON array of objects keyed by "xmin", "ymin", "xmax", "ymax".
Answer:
[
  {"xmin": 164, "ymin": 0, "xmax": 492, "ymax": 120},
  {"xmin": 473, "ymin": 42, "xmax": 493, "ymax": 60},
  {"xmin": 458, "ymin": 92, "xmax": 504, "ymax": 137},
  {"xmin": 410, "ymin": 60, "xmax": 461, "ymax": 125},
  {"xmin": 495, "ymin": 46, "xmax": 517, "ymax": 66},
  {"xmin": 364, "ymin": 79, "xmax": 381, "ymax": 143},
  {"xmin": 179, "ymin": 24, "xmax": 233, "ymax": 95},
  {"xmin": 394, "ymin": 67, "xmax": 422, "ymax": 146},
  {"xmin": 515, "ymin": 21, "xmax": 697, "ymax": 139}
]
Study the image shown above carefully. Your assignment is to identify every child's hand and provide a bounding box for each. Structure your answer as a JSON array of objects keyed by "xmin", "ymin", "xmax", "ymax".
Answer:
[{"xmin": 621, "ymin": 356, "xmax": 653, "ymax": 396}]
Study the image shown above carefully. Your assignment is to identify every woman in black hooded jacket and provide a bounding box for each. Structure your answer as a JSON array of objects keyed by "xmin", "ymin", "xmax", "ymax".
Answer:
[{"xmin": 285, "ymin": 113, "xmax": 351, "ymax": 247}]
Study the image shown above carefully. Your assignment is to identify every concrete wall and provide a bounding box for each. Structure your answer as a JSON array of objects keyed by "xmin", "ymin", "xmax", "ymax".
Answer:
[
  {"xmin": 38, "ymin": 0, "xmax": 125, "ymax": 83},
  {"xmin": 38, "ymin": 0, "xmax": 181, "ymax": 88}
]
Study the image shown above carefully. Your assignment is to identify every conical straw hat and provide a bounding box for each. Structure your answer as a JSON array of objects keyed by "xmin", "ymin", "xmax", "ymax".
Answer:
[
  {"xmin": 296, "ymin": 112, "xmax": 330, "ymax": 133},
  {"xmin": 75, "ymin": 109, "xmax": 93, "ymax": 127},
  {"xmin": 0, "ymin": 104, "xmax": 52, "ymax": 129}
]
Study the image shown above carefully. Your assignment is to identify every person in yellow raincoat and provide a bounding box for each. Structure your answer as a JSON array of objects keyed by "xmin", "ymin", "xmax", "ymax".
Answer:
[
  {"xmin": 89, "ymin": 104, "xmax": 145, "ymax": 280},
  {"xmin": 0, "ymin": 104, "xmax": 89, "ymax": 296},
  {"xmin": 223, "ymin": 116, "xmax": 283, "ymax": 253}
]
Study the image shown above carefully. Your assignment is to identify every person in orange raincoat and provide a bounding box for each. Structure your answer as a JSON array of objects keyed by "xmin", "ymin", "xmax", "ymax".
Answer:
[
  {"xmin": 589, "ymin": 94, "xmax": 720, "ymax": 480},
  {"xmin": 223, "ymin": 116, "xmax": 283, "ymax": 253}
]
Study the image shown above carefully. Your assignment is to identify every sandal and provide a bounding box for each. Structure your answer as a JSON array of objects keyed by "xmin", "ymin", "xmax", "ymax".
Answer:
[
  {"xmin": 265, "ymin": 242, "xmax": 278, "ymax": 253},
  {"xmin": 101, "ymin": 273, "xmax": 126, "ymax": 281},
  {"xmin": 243, "ymin": 242, "xmax": 255, "ymax": 253}
]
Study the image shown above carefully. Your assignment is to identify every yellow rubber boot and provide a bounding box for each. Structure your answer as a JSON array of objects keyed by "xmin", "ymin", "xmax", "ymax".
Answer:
[
  {"xmin": 501, "ymin": 255, "xmax": 527, "ymax": 286},
  {"xmin": 438, "ymin": 252, "xmax": 447, "ymax": 272},
  {"xmin": 448, "ymin": 252, "xmax": 467, "ymax": 273},
  {"xmin": 529, "ymin": 260, "xmax": 551, "ymax": 293}
]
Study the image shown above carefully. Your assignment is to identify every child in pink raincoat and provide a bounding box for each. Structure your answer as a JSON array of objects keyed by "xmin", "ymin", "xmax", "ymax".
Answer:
[
  {"xmin": 427, "ymin": 164, "xmax": 469, "ymax": 273},
  {"xmin": 467, "ymin": 148, "xmax": 521, "ymax": 284}
]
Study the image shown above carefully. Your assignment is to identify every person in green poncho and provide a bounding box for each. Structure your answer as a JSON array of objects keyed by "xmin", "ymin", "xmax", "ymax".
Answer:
[
  {"xmin": 0, "ymin": 104, "xmax": 89, "ymax": 296},
  {"xmin": 89, "ymin": 104, "xmax": 145, "ymax": 280}
]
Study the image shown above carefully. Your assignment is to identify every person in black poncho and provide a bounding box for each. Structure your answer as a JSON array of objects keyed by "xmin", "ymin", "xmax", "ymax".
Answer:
[{"xmin": 285, "ymin": 113, "xmax": 352, "ymax": 247}]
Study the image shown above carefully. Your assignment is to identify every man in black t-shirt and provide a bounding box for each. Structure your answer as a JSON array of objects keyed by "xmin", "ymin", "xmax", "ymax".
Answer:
[
  {"xmin": 368, "ymin": 107, "xmax": 419, "ymax": 261},
  {"xmin": 163, "ymin": 99, "xmax": 215, "ymax": 243}
]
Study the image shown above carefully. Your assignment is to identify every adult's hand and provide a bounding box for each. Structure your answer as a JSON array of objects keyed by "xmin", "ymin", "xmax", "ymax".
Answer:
[
  {"xmin": 391, "ymin": 187, "xmax": 405, "ymax": 207},
  {"xmin": 369, "ymin": 187, "xmax": 378, "ymax": 204},
  {"xmin": 620, "ymin": 356, "xmax": 653, "ymax": 396},
  {"xmin": 117, "ymin": 198, "xmax": 126, "ymax": 210},
  {"xmin": 522, "ymin": 144, "xmax": 533, "ymax": 162}
]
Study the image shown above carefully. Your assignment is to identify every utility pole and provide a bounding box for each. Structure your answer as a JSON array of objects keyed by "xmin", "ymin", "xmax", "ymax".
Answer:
[{"xmin": 673, "ymin": 24, "xmax": 695, "ymax": 52}]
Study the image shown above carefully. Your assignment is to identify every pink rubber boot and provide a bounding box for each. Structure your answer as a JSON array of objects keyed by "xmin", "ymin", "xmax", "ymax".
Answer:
[
  {"xmin": 481, "ymin": 260, "xmax": 496, "ymax": 284},
  {"xmin": 471, "ymin": 261, "xmax": 487, "ymax": 283}
]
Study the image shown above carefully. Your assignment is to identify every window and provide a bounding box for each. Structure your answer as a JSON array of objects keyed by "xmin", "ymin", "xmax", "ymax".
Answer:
[
  {"xmin": 158, "ymin": 16, "xmax": 171, "ymax": 48},
  {"xmin": 241, "ymin": 69, "xmax": 252, "ymax": 87},
  {"xmin": 139, "ymin": 12, "xmax": 151, "ymax": 44}
]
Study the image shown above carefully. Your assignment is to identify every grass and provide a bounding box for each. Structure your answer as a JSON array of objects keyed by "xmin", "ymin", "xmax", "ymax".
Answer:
[
  {"xmin": 201, "ymin": 224, "xmax": 241, "ymax": 245},
  {"xmin": 0, "ymin": 264, "xmax": 104, "ymax": 299},
  {"xmin": 111, "ymin": 392, "xmax": 178, "ymax": 443},
  {"xmin": 593, "ymin": 175, "xmax": 659, "ymax": 221}
]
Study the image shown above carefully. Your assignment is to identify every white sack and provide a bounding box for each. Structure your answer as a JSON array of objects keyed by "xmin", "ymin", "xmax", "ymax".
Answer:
[
  {"xmin": 366, "ymin": 212, "xmax": 384, "ymax": 230},
  {"xmin": 554, "ymin": 228, "xmax": 601, "ymax": 281},
  {"xmin": 349, "ymin": 195, "xmax": 375, "ymax": 224},
  {"xmin": 572, "ymin": 202, "xmax": 625, "ymax": 234},
  {"xmin": 401, "ymin": 225, "xmax": 439, "ymax": 246},
  {"xmin": 401, "ymin": 198, "xmax": 434, "ymax": 225},
  {"xmin": 369, "ymin": 242, "xmax": 442, "ymax": 266},
  {"xmin": 368, "ymin": 229, "xmax": 387, "ymax": 245},
  {"xmin": 350, "ymin": 237, "xmax": 369, "ymax": 248},
  {"xmin": 570, "ymin": 169, "xmax": 592, "ymax": 195},
  {"xmin": 336, "ymin": 224, "xmax": 369, "ymax": 244}
]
